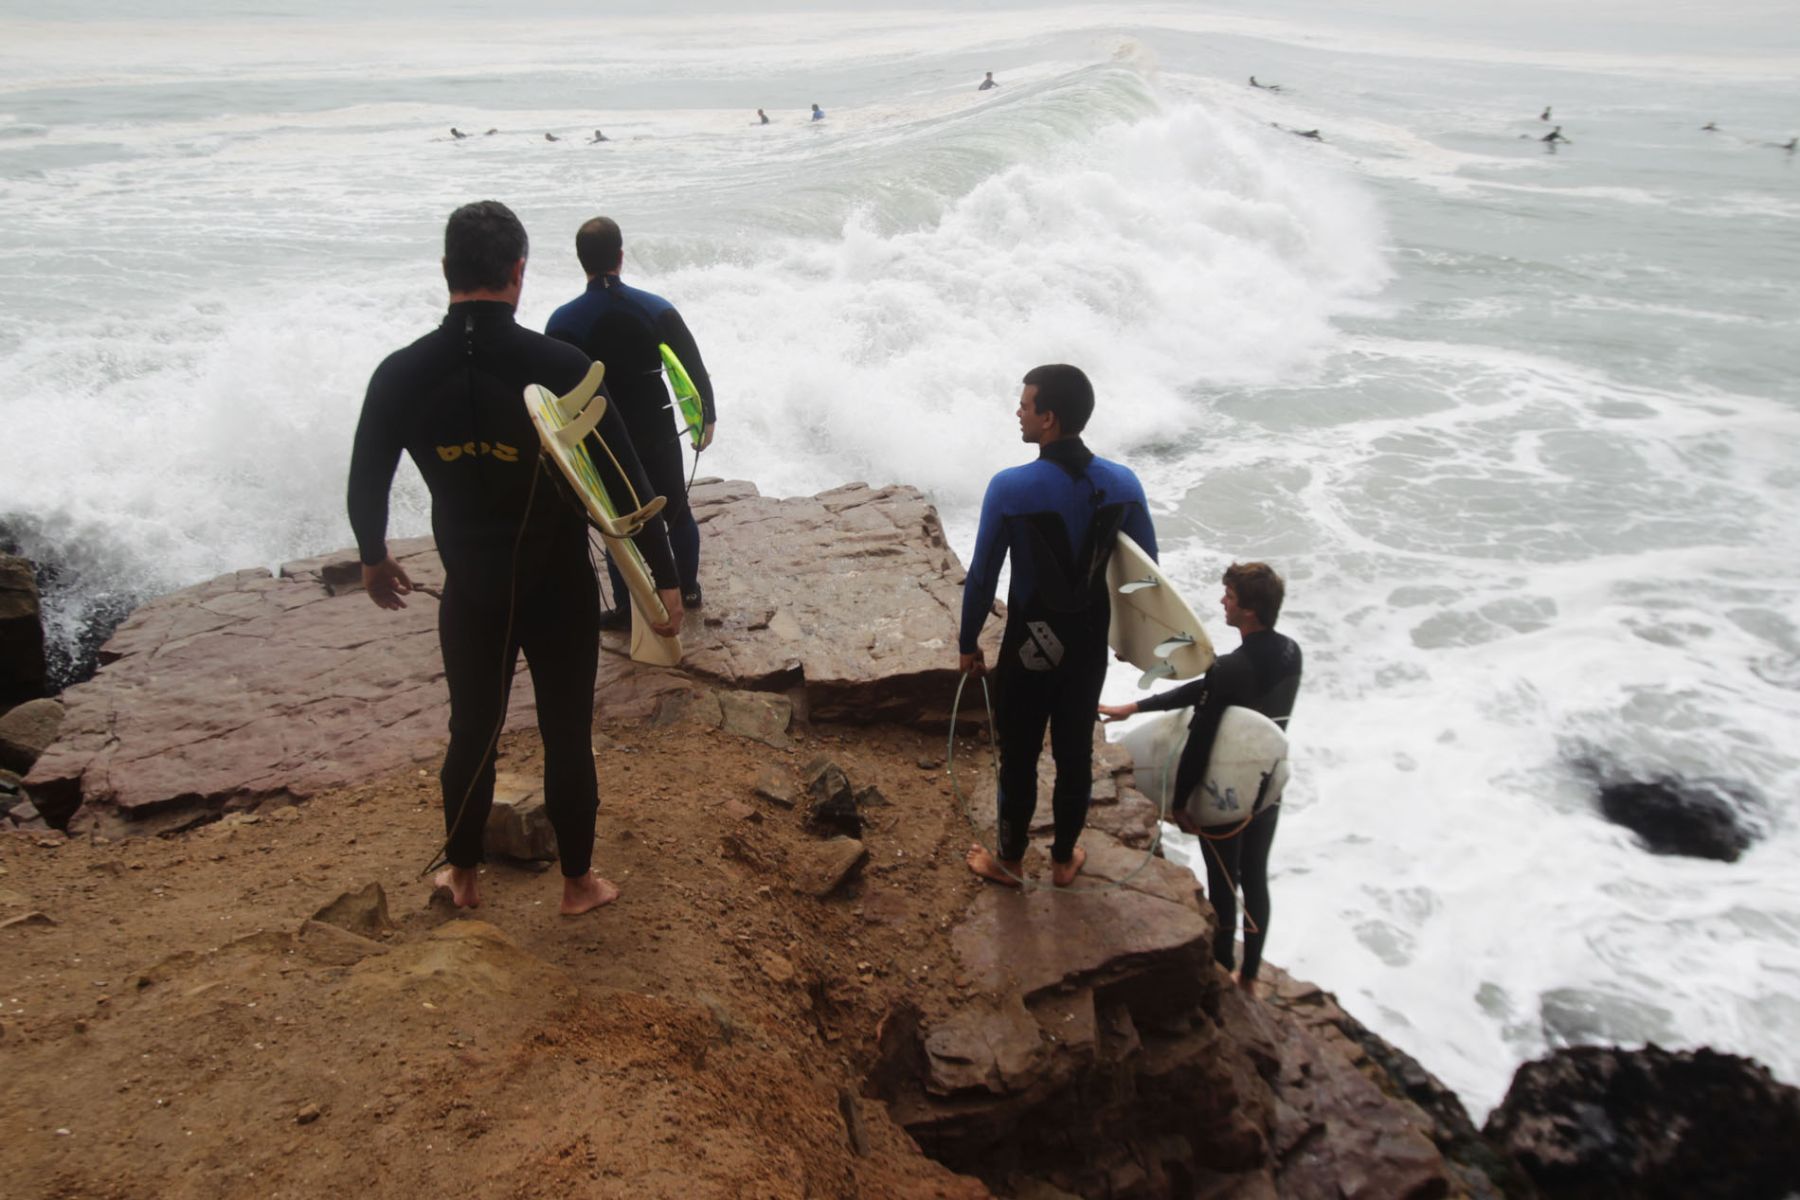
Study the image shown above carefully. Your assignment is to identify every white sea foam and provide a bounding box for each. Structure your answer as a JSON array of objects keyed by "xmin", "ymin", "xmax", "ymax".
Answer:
[{"xmin": 4, "ymin": 0, "xmax": 1799, "ymax": 1124}]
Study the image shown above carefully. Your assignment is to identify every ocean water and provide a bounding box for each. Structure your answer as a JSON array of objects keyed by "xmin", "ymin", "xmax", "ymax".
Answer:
[{"xmin": 2, "ymin": 1, "xmax": 1796, "ymax": 1118}]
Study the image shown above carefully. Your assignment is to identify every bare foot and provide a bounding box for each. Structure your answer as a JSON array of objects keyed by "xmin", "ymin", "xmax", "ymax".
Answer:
[
  {"xmin": 965, "ymin": 843, "xmax": 1024, "ymax": 888},
  {"xmin": 1051, "ymin": 844, "xmax": 1088, "ymax": 888},
  {"xmin": 433, "ymin": 865, "xmax": 480, "ymax": 909},
  {"xmin": 1238, "ymin": 974, "xmax": 1261, "ymax": 999},
  {"xmin": 560, "ymin": 871, "xmax": 620, "ymax": 915}
]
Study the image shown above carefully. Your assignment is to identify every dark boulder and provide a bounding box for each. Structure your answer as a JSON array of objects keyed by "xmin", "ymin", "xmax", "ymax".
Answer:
[
  {"xmin": 1483, "ymin": 1044, "xmax": 1800, "ymax": 1199},
  {"xmin": 1597, "ymin": 777, "xmax": 1758, "ymax": 862},
  {"xmin": 0, "ymin": 552, "xmax": 47, "ymax": 706}
]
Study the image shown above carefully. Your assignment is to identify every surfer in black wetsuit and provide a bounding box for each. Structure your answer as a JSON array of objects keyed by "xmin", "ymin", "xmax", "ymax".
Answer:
[
  {"xmin": 546, "ymin": 216, "xmax": 716, "ymax": 617},
  {"xmin": 1099, "ymin": 563, "xmax": 1301, "ymax": 990},
  {"xmin": 1541, "ymin": 106, "xmax": 1552, "ymax": 121},
  {"xmin": 978, "ymin": 72, "xmax": 998, "ymax": 91},
  {"xmin": 589, "ymin": 129, "xmax": 609, "ymax": 143},
  {"xmin": 1541, "ymin": 125, "xmax": 1569, "ymax": 145},
  {"xmin": 450, "ymin": 127, "xmax": 470, "ymax": 139},
  {"xmin": 961, "ymin": 365, "xmax": 1157, "ymax": 888},
  {"xmin": 1250, "ymin": 76, "xmax": 1283, "ymax": 93},
  {"xmin": 347, "ymin": 200, "xmax": 681, "ymax": 917},
  {"xmin": 757, "ymin": 108, "xmax": 770, "ymax": 124}
]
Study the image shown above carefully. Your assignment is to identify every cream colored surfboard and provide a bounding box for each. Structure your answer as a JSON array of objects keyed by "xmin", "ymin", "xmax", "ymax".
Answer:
[
  {"xmin": 1115, "ymin": 705, "xmax": 1290, "ymax": 828},
  {"xmin": 1106, "ymin": 532, "xmax": 1214, "ymax": 688},
  {"xmin": 523, "ymin": 365, "xmax": 682, "ymax": 667}
]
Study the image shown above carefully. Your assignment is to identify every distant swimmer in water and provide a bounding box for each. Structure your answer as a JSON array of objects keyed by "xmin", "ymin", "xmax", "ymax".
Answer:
[
  {"xmin": 1250, "ymin": 76, "xmax": 1284, "ymax": 93},
  {"xmin": 545, "ymin": 132, "xmax": 560, "ymax": 142},
  {"xmin": 1271, "ymin": 123, "xmax": 1321, "ymax": 141},
  {"xmin": 978, "ymin": 71, "xmax": 998, "ymax": 91},
  {"xmin": 756, "ymin": 108, "xmax": 769, "ymax": 125},
  {"xmin": 1541, "ymin": 125, "xmax": 1569, "ymax": 144},
  {"xmin": 1701, "ymin": 121, "xmax": 1720, "ymax": 132},
  {"xmin": 484, "ymin": 128, "xmax": 497, "ymax": 136},
  {"xmin": 589, "ymin": 130, "xmax": 609, "ymax": 143},
  {"xmin": 1779, "ymin": 137, "xmax": 1798, "ymax": 152},
  {"xmin": 811, "ymin": 104, "xmax": 826, "ymax": 121},
  {"xmin": 450, "ymin": 128, "xmax": 470, "ymax": 139},
  {"xmin": 1540, "ymin": 106, "xmax": 1552, "ymax": 121}
]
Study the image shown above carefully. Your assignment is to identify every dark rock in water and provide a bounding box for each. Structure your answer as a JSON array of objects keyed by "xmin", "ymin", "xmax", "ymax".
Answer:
[
  {"xmin": 1597, "ymin": 777, "xmax": 1758, "ymax": 862},
  {"xmin": 0, "ymin": 552, "xmax": 48, "ymax": 706},
  {"xmin": 1484, "ymin": 1044, "xmax": 1800, "ymax": 1199}
]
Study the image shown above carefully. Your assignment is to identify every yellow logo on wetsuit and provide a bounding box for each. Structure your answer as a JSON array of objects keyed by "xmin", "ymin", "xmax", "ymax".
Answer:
[{"xmin": 436, "ymin": 441, "xmax": 520, "ymax": 463}]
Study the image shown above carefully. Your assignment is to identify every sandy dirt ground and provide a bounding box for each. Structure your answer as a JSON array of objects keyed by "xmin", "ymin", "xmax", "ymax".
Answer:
[{"xmin": 0, "ymin": 707, "xmax": 1029, "ymax": 1199}]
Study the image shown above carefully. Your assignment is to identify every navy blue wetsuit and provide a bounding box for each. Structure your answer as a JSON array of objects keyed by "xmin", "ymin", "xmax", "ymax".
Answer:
[
  {"xmin": 961, "ymin": 438, "xmax": 1155, "ymax": 864},
  {"xmin": 1137, "ymin": 630, "xmax": 1302, "ymax": 980},
  {"xmin": 546, "ymin": 274, "xmax": 715, "ymax": 603},
  {"xmin": 347, "ymin": 300, "xmax": 676, "ymax": 876}
]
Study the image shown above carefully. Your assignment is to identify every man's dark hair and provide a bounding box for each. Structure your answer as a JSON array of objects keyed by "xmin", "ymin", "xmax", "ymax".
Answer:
[
  {"xmin": 1223, "ymin": 562, "xmax": 1285, "ymax": 627},
  {"xmin": 1021, "ymin": 364, "xmax": 1095, "ymax": 435},
  {"xmin": 576, "ymin": 216, "xmax": 624, "ymax": 276},
  {"xmin": 442, "ymin": 201, "xmax": 527, "ymax": 293}
]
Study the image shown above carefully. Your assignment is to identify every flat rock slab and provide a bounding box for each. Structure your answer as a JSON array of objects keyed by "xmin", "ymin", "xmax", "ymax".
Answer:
[
  {"xmin": 28, "ymin": 481, "xmax": 996, "ymax": 832},
  {"xmin": 788, "ymin": 837, "xmax": 869, "ymax": 898},
  {"xmin": 951, "ymin": 831, "xmax": 1211, "ymax": 1005},
  {"xmin": 483, "ymin": 772, "xmax": 557, "ymax": 863}
]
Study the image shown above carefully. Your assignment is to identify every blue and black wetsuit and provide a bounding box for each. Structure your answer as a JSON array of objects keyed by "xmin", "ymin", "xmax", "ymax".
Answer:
[
  {"xmin": 347, "ymin": 299, "xmax": 676, "ymax": 876},
  {"xmin": 547, "ymin": 274, "xmax": 715, "ymax": 604},
  {"xmin": 1137, "ymin": 630, "xmax": 1302, "ymax": 980},
  {"xmin": 961, "ymin": 437, "xmax": 1155, "ymax": 864}
]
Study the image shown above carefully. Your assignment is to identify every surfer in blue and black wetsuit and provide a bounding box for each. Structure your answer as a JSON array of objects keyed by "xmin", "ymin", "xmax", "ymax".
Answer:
[
  {"xmin": 547, "ymin": 217, "xmax": 716, "ymax": 619},
  {"xmin": 348, "ymin": 200, "xmax": 681, "ymax": 917},
  {"xmin": 1099, "ymin": 563, "xmax": 1301, "ymax": 989},
  {"xmin": 960, "ymin": 364, "xmax": 1156, "ymax": 888}
]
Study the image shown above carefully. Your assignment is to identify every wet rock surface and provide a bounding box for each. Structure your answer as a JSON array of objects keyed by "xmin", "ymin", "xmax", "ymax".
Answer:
[
  {"xmin": 0, "ymin": 552, "xmax": 47, "ymax": 707},
  {"xmin": 1483, "ymin": 1044, "xmax": 1800, "ymax": 1199}
]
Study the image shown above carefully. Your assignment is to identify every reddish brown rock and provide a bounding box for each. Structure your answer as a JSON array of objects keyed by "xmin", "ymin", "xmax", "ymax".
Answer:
[{"xmin": 26, "ymin": 481, "xmax": 997, "ymax": 833}]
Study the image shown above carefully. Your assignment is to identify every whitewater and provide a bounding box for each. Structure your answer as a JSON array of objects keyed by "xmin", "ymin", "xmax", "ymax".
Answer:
[{"xmin": 2, "ymin": 0, "xmax": 1797, "ymax": 1118}]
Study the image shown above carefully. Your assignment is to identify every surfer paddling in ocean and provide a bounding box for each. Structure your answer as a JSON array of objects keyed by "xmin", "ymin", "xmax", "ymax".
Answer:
[
  {"xmin": 1099, "ymin": 563, "xmax": 1301, "ymax": 991},
  {"xmin": 347, "ymin": 200, "xmax": 681, "ymax": 916},
  {"xmin": 960, "ymin": 365, "xmax": 1157, "ymax": 888}
]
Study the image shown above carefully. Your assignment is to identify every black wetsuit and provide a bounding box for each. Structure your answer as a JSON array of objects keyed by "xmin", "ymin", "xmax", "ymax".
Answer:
[
  {"xmin": 347, "ymin": 300, "xmax": 676, "ymax": 876},
  {"xmin": 547, "ymin": 275, "xmax": 715, "ymax": 603},
  {"xmin": 961, "ymin": 438, "xmax": 1155, "ymax": 864},
  {"xmin": 1136, "ymin": 630, "xmax": 1302, "ymax": 980}
]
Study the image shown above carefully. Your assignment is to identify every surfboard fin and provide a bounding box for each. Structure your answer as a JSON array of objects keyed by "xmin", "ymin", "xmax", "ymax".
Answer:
[
  {"xmin": 1153, "ymin": 634, "xmax": 1195, "ymax": 659},
  {"xmin": 551, "ymin": 362, "xmax": 606, "ymax": 422},
  {"xmin": 1118, "ymin": 576, "xmax": 1160, "ymax": 595},
  {"xmin": 1136, "ymin": 661, "xmax": 1177, "ymax": 688}
]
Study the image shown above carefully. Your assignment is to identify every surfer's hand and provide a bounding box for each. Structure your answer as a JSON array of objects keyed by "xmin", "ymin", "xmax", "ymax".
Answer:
[
  {"xmin": 1097, "ymin": 702, "xmax": 1138, "ymax": 723},
  {"xmin": 650, "ymin": 587, "xmax": 684, "ymax": 637},
  {"xmin": 699, "ymin": 422, "xmax": 715, "ymax": 451},
  {"xmin": 363, "ymin": 558, "xmax": 414, "ymax": 610},
  {"xmin": 959, "ymin": 650, "xmax": 985, "ymax": 678}
]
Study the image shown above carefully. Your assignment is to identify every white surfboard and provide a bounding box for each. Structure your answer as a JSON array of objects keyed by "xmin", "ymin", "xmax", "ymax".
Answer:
[
  {"xmin": 1106, "ymin": 532, "xmax": 1214, "ymax": 688},
  {"xmin": 1190, "ymin": 706, "xmax": 1289, "ymax": 828},
  {"xmin": 1117, "ymin": 706, "xmax": 1290, "ymax": 828},
  {"xmin": 523, "ymin": 365, "xmax": 682, "ymax": 667}
]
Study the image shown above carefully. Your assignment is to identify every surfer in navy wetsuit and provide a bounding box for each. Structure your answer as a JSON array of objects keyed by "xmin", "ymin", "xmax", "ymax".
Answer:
[
  {"xmin": 546, "ymin": 216, "xmax": 716, "ymax": 618},
  {"xmin": 347, "ymin": 200, "xmax": 681, "ymax": 916},
  {"xmin": 960, "ymin": 364, "xmax": 1156, "ymax": 888},
  {"xmin": 1099, "ymin": 563, "xmax": 1301, "ymax": 989}
]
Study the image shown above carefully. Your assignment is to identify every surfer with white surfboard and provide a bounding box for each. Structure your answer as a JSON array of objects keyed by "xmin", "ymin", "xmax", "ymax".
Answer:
[
  {"xmin": 348, "ymin": 200, "xmax": 682, "ymax": 917},
  {"xmin": 1099, "ymin": 562, "xmax": 1302, "ymax": 990},
  {"xmin": 959, "ymin": 365, "xmax": 1158, "ymax": 889}
]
